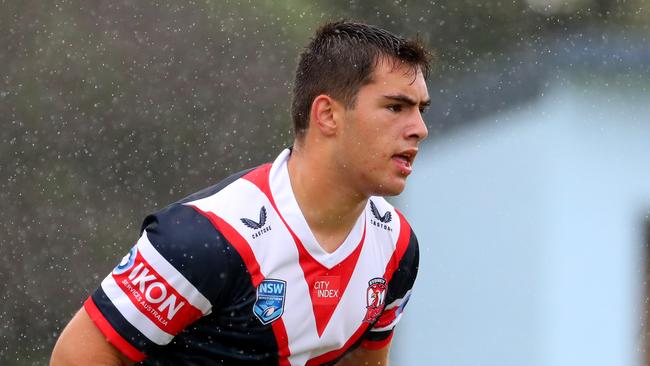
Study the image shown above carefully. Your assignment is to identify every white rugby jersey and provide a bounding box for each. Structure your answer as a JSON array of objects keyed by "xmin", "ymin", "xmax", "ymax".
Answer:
[{"xmin": 85, "ymin": 149, "xmax": 419, "ymax": 366}]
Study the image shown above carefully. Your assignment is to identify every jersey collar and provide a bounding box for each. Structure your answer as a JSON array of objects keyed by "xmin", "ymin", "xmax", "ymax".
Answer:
[{"xmin": 268, "ymin": 149, "xmax": 366, "ymax": 269}]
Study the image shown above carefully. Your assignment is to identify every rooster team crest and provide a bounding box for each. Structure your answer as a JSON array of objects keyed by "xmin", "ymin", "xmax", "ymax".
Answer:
[
  {"xmin": 363, "ymin": 277, "xmax": 387, "ymax": 323},
  {"xmin": 253, "ymin": 279, "xmax": 286, "ymax": 325}
]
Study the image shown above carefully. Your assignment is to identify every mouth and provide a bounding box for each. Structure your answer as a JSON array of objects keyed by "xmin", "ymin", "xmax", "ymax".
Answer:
[{"xmin": 391, "ymin": 149, "xmax": 418, "ymax": 175}]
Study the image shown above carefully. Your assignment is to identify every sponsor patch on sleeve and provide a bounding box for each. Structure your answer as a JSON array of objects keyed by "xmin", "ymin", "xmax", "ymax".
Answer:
[{"xmin": 110, "ymin": 247, "xmax": 203, "ymax": 336}]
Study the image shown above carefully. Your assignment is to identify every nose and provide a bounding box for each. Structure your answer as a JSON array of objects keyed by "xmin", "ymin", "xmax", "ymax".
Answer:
[{"xmin": 406, "ymin": 110, "xmax": 429, "ymax": 142}]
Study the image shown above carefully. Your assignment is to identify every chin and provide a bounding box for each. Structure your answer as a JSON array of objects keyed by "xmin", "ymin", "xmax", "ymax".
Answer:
[
  {"xmin": 372, "ymin": 180, "xmax": 406, "ymax": 197},
  {"xmin": 384, "ymin": 187, "xmax": 406, "ymax": 197}
]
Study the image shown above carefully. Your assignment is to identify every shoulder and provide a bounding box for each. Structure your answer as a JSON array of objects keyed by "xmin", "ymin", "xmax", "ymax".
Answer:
[
  {"xmin": 367, "ymin": 196, "xmax": 418, "ymax": 250},
  {"xmin": 142, "ymin": 163, "xmax": 268, "ymax": 242},
  {"xmin": 137, "ymin": 166, "xmax": 266, "ymax": 297},
  {"xmin": 367, "ymin": 196, "xmax": 419, "ymax": 281},
  {"xmin": 140, "ymin": 204, "xmax": 227, "ymax": 273},
  {"xmin": 176, "ymin": 166, "xmax": 259, "ymax": 205}
]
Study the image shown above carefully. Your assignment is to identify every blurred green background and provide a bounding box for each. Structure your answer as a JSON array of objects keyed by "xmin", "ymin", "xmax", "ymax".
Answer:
[{"xmin": 1, "ymin": 1, "xmax": 648, "ymax": 364}]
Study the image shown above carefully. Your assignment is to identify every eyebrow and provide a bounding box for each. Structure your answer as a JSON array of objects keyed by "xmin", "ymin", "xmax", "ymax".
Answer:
[{"xmin": 383, "ymin": 94, "xmax": 431, "ymax": 108}]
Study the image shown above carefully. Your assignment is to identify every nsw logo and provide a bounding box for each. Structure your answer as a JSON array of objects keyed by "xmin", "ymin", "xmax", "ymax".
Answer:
[
  {"xmin": 370, "ymin": 200, "xmax": 393, "ymax": 231},
  {"xmin": 113, "ymin": 246, "xmax": 137, "ymax": 275},
  {"xmin": 253, "ymin": 279, "xmax": 286, "ymax": 325},
  {"xmin": 241, "ymin": 206, "xmax": 272, "ymax": 239}
]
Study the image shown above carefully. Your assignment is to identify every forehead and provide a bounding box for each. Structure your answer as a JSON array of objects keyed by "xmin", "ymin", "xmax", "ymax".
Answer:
[{"xmin": 362, "ymin": 58, "xmax": 429, "ymax": 99}]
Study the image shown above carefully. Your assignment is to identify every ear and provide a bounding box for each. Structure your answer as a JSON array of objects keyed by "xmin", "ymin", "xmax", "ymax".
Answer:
[{"xmin": 310, "ymin": 95, "xmax": 341, "ymax": 137}]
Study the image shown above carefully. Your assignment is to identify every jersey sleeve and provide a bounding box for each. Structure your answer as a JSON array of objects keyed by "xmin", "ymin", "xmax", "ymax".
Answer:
[
  {"xmin": 360, "ymin": 228, "xmax": 419, "ymax": 350},
  {"xmin": 83, "ymin": 203, "xmax": 237, "ymax": 362}
]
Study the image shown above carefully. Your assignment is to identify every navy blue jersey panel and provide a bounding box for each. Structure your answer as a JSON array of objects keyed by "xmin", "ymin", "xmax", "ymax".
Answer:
[
  {"xmin": 361, "ymin": 328, "xmax": 393, "ymax": 343},
  {"xmin": 385, "ymin": 229, "xmax": 419, "ymax": 306},
  {"xmin": 137, "ymin": 276, "xmax": 280, "ymax": 366},
  {"xmin": 141, "ymin": 253, "xmax": 280, "ymax": 365},
  {"xmin": 140, "ymin": 203, "xmax": 241, "ymax": 309},
  {"xmin": 128, "ymin": 166, "xmax": 281, "ymax": 365},
  {"xmin": 137, "ymin": 166, "xmax": 256, "ymax": 306},
  {"xmin": 90, "ymin": 288, "xmax": 162, "ymax": 354}
]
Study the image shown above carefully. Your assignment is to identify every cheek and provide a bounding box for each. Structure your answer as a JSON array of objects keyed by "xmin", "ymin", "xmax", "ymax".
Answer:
[
  {"xmin": 352, "ymin": 144, "xmax": 384, "ymax": 167},
  {"xmin": 361, "ymin": 152, "xmax": 391, "ymax": 178}
]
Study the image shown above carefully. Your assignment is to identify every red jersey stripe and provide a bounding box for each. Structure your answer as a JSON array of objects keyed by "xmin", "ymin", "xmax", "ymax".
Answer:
[
  {"xmin": 383, "ymin": 210, "xmax": 412, "ymax": 283},
  {"xmin": 306, "ymin": 209, "xmax": 412, "ymax": 365},
  {"xmin": 190, "ymin": 205, "xmax": 264, "ymax": 288},
  {"xmin": 190, "ymin": 201, "xmax": 291, "ymax": 365},
  {"xmin": 374, "ymin": 306, "xmax": 399, "ymax": 329},
  {"xmin": 360, "ymin": 331, "xmax": 394, "ymax": 350},
  {"xmin": 84, "ymin": 297, "xmax": 147, "ymax": 362},
  {"xmin": 243, "ymin": 159, "xmax": 368, "ymax": 337},
  {"xmin": 293, "ymin": 225, "xmax": 366, "ymax": 337}
]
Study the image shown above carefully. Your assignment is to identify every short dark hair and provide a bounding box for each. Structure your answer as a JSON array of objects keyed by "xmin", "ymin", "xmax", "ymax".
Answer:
[{"xmin": 291, "ymin": 21, "xmax": 433, "ymax": 138}]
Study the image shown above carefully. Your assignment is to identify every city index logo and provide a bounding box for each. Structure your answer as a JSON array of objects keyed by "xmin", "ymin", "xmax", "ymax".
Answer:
[
  {"xmin": 241, "ymin": 206, "xmax": 272, "ymax": 239},
  {"xmin": 113, "ymin": 253, "xmax": 186, "ymax": 323}
]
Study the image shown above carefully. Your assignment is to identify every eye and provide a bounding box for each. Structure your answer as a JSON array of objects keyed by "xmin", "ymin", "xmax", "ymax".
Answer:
[
  {"xmin": 419, "ymin": 106, "xmax": 428, "ymax": 114},
  {"xmin": 387, "ymin": 104, "xmax": 403, "ymax": 113}
]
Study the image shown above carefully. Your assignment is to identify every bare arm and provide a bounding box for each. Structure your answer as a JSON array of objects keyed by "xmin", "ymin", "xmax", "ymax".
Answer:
[
  {"xmin": 334, "ymin": 343, "xmax": 390, "ymax": 366},
  {"xmin": 50, "ymin": 308, "xmax": 134, "ymax": 366}
]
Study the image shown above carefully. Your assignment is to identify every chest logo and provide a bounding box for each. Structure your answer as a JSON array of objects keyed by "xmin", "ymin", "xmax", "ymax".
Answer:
[
  {"xmin": 370, "ymin": 201, "xmax": 393, "ymax": 231},
  {"xmin": 370, "ymin": 201, "xmax": 392, "ymax": 223},
  {"xmin": 312, "ymin": 276, "xmax": 341, "ymax": 306},
  {"xmin": 363, "ymin": 277, "xmax": 387, "ymax": 323},
  {"xmin": 253, "ymin": 279, "xmax": 286, "ymax": 325},
  {"xmin": 241, "ymin": 206, "xmax": 272, "ymax": 238}
]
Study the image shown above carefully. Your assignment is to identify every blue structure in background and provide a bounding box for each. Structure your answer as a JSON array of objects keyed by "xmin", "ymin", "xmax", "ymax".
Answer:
[{"xmin": 392, "ymin": 32, "xmax": 650, "ymax": 366}]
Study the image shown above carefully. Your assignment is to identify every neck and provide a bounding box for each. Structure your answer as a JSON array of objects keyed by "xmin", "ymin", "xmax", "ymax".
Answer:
[{"xmin": 286, "ymin": 143, "xmax": 368, "ymax": 252}]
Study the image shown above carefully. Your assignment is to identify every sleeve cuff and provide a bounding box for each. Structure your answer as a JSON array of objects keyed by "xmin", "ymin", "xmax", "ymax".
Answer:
[
  {"xmin": 83, "ymin": 297, "xmax": 147, "ymax": 362},
  {"xmin": 359, "ymin": 331, "xmax": 393, "ymax": 350}
]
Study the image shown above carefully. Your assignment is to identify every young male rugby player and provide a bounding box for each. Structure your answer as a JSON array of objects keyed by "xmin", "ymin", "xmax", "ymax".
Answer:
[{"xmin": 51, "ymin": 21, "xmax": 432, "ymax": 366}]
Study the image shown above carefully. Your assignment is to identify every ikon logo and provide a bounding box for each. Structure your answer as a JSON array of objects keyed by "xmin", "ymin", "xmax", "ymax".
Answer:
[
  {"xmin": 125, "ymin": 262, "xmax": 186, "ymax": 321},
  {"xmin": 112, "ymin": 250, "xmax": 196, "ymax": 330}
]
